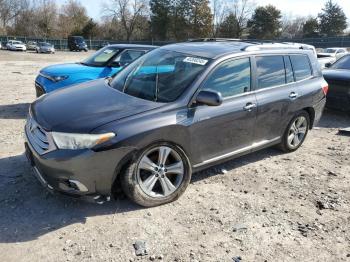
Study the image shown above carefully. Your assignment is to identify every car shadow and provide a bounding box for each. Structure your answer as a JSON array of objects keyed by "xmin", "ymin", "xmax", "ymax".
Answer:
[
  {"xmin": 0, "ymin": 153, "xmax": 142, "ymax": 243},
  {"xmin": 0, "ymin": 103, "xmax": 30, "ymax": 119},
  {"xmin": 316, "ymin": 109, "xmax": 350, "ymax": 129},
  {"xmin": 191, "ymin": 147, "xmax": 280, "ymax": 183}
]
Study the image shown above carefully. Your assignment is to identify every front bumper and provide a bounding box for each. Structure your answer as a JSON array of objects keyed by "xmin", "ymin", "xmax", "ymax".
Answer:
[{"xmin": 24, "ymin": 126, "xmax": 134, "ymax": 201}]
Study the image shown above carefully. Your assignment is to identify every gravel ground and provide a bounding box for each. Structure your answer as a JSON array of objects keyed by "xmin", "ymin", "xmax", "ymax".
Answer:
[{"xmin": 0, "ymin": 50, "xmax": 349, "ymax": 262}]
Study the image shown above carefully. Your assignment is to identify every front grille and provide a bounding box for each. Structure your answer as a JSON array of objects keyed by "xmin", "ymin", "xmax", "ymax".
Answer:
[
  {"xmin": 25, "ymin": 116, "xmax": 55, "ymax": 155},
  {"xmin": 35, "ymin": 82, "xmax": 45, "ymax": 97}
]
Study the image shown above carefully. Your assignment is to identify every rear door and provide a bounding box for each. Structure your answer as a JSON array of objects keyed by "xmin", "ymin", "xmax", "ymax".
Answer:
[
  {"xmin": 190, "ymin": 57, "xmax": 257, "ymax": 163},
  {"xmin": 252, "ymin": 55, "xmax": 306, "ymax": 143}
]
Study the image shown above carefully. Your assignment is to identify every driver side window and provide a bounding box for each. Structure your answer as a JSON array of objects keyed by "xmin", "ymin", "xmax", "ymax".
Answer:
[{"xmin": 202, "ymin": 58, "xmax": 251, "ymax": 98}]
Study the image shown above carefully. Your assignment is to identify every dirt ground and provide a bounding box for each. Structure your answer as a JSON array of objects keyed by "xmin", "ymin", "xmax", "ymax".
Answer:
[{"xmin": 0, "ymin": 50, "xmax": 349, "ymax": 262}]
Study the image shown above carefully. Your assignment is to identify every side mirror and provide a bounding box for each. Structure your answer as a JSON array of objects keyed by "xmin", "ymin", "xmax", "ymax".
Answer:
[
  {"xmin": 195, "ymin": 90, "xmax": 223, "ymax": 106},
  {"xmin": 324, "ymin": 62, "xmax": 332, "ymax": 68}
]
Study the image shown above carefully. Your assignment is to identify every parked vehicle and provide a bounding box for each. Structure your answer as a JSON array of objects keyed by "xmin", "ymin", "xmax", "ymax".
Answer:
[
  {"xmin": 35, "ymin": 44, "xmax": 156, "ymax": 97},
  {"xmin": 317, "ymin": 47, "xmax": 348, "ymax": 69},
  {"xmin": 68, "ymin": 36, "xmax": 88, "ymax": 52},
  {"xmin": 25, "ymin": 41, "xmax": 327, "ymax": 206},
  {"xmin": 323, "ymin": 54, "xmax": 350, "ymax": 112},
  {"xmin": 36, "ymin": 42, "xmax": 55, "ymax": 54},
  {"xmin": 26, "ymin": 41, "xmax": 38, "ymax": 50},
  {"xmin": 6, "ymin": 40, "xmax": 27, "ymax": 51}
]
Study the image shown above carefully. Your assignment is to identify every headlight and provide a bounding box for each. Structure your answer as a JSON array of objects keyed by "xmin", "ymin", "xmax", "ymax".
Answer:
[
  {"xmin": 51, "ymin": 132, "xmax": 115, "ymax": 150},
  {"xmin": 51, "ymin": 75, "xmax": 68, "ymax": 82}
]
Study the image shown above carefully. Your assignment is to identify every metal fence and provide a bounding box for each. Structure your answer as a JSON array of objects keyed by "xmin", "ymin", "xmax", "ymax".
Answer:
[{"xmin": 1, "ymin": 35, "xmax": 350, "ymax": 50}]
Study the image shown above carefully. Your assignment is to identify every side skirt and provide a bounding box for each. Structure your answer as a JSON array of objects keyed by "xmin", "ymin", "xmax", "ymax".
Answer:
[{"xmin": 192, "ymin": 137, "xmax": 281, "ymax": 171}]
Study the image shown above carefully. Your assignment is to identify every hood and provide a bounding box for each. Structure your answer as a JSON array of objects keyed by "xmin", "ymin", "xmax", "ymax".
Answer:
[
  {"xmin": 41, "ymin": 63, "xmax": 101, "ymax": 76},
  {"xmin": 323, "ymin": 69, "xmax": 350, "ymax": 82},
  {"xmin": 31, "ymin": 79, "xmax": 163, "ymax": 133}
]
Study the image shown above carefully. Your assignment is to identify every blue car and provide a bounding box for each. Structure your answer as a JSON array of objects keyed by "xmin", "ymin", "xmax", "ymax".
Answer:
[{"xmin": 35, "ymin": 44, "xmax": 157, "ymax": 97}]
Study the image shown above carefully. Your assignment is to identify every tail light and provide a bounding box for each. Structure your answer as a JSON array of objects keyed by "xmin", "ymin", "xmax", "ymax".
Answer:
[{"xmin": 321, "ymin": 80, "xmax": 329, "ymax": 96}]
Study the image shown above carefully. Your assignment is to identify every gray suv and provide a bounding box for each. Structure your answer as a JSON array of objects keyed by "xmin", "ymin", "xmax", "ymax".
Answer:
[{"xmin": 25, "ymin": 41, "xmax": 327, "ymax": 207}]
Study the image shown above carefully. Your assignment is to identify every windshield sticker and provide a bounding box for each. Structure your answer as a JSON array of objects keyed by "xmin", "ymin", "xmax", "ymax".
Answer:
[
  {"xmin": 104, "ymin": 49, "xmax": 114, "ymax": 54},
  {"xmin": 183, "ymin": 57, "xmax": 208, "ymax": 65}
]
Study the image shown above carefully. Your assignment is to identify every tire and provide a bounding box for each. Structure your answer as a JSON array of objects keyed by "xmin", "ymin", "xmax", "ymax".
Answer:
[
  {"xmin": 120, "ymin": 142, "xmax": 192, "ymax": 207},
  {"xmin": 278, "ymin": 110, "xmax": 310, "ymax": 152}
]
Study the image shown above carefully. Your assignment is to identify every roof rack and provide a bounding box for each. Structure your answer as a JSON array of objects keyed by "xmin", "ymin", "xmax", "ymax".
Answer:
[
  {"xmin": 242, "ymin": 42, "xmax": 314, "ymax": 52},
  {"xmin": 187, "ymin": 38, "xmax": 260, "ymax": 44}
]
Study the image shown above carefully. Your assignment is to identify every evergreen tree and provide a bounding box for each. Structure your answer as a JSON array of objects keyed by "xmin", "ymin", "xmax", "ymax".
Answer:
[
  {"xmin": 247, "ymin": 5, "xmax": 282, "ymax": 39},
  {"xmin": 150, "ymin": 0, "xmax": 171, "ymax": 40},
  {"xmin": 302, "ymin": 17, "xmax": 319, "ymax": 38},
  {"xmin": 218, "ymin": 12, "xmax": 241, "ymax": 38},
  {"xmin": 189, "ymin": 0, "xmax": 213, "ymax": 38},
  {"xmin": 318, "ymin": 0, "xmax": 347, "ymax": 36}
]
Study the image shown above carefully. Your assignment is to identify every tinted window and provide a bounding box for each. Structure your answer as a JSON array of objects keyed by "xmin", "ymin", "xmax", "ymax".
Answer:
[
  {"xmin": 290, "ymin": 55, "xmax": 312, "ymax": 81},
  {"xmin": 256, "ymin": 56, "xmax": 285, "ymax": 89},
  {"xmin": 284, "ymin": 56, "xmax": 294, "ymax": 83},
  {"xmin": 202, "ymin": 58, "xmax": 251, "ymax": 97},
  {"xmin": 331, "ymin": 55, "xmax": 350, "ymax": 70},
  {"xmin": 82, "ymin": 47, "xmax": 119, "ymax": 66},
  {"xmin": 115, "ymin": 50, "xmax": 146, "ymax": 66}
]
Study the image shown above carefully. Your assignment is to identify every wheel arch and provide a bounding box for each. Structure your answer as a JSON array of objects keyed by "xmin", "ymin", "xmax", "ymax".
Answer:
[
  {"xmin": 302, "ymin": 107, "xmax": 315, "ymax": 129},
  {"xmin": 111, "ymin": 139, "xmax": 192, "ymax": 197}
]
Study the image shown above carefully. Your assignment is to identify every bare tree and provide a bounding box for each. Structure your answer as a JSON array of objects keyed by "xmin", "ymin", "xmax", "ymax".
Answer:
[
  {"xmin": 212, "ymin": 0, "xmax": 228, "ymax": 37},
  {"xmin": 57, "ymin": 0, "xmax": 89, "ymax": 38},
  {"xmin": 281, "ymin": 14, "xmax": 306, "ymax": 39},
  {"xmin": 213, "ymin": 0, "xmax": 255, "ymax": 38},
  {"xmin": 103, "ymin": 0, "xmax": 148, "ymax": 41},
  {"xmin": 0, "ymin": 0, "xmax": 28, "ymax": 33},
  {"xmin": 229, "ymin": 0, "xmax": 255, "ymax": 37}
]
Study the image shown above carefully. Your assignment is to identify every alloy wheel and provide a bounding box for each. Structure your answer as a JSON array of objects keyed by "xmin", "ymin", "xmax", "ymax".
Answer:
[
  {"xmin": 136, "ymin": 146, "xmax": 184, "ymax": 198},
  {"xmin": 287, "ymin": 116, "xmax": 308, "ymax": 149}
]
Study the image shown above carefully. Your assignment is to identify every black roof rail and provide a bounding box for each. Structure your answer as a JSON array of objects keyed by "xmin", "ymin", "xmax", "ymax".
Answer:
[{"xmin": 187, "ymin": 38, "xmax": 260, "ymax": 44}]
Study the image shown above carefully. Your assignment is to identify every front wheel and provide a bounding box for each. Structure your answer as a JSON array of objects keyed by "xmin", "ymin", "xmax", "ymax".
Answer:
[
  {"xmin": 279, "ymin": 111, "xmax": 310, "ymax": 152},
  {"xmin": 121, "ymin": 143, "xmax": 192, "ymax": 207}
]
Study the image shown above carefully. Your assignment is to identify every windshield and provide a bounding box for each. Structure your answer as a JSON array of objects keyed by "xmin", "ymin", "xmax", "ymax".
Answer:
[
  {"xmin": 39, "ymin": 42, "xmax": 51, "ymax": 46},
  {"xmin": 111, "ymin": 49, "xmax": 211, "ymax": 102},
  {"xmin": 324, "ymin": 48, "xmax": 337, "ymax": 53},
  {"xmin": 82, "ymin": 47, "xmax": 120, "ymax": 66},
  {"xmin": 13, "ymin": 41, "xmax": 23, "ymax": 44},
  {"xmin": 74, "ymin": 37, "xmax": 84, "ymax": 43},
  {"xmin": 330, "ymin": 55, "xmax": 350, "ymax": 70}
]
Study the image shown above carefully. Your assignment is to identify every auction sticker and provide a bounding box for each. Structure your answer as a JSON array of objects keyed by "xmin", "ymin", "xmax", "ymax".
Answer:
[{"xmin": 183, "ymin": 57, "xmax": 208, "ymax": 65}]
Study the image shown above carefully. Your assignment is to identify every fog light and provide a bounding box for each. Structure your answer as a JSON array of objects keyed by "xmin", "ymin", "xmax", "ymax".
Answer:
[{"xmin": 67, "ymin": 180, "xmax": 88, "ymax": 192}]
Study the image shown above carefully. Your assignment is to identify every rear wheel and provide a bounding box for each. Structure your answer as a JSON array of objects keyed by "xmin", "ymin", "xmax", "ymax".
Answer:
[
  {"xmin": 279, "ymin": 111, "xmax": 310, "ymax": 152},
  {"xmin": 121, "ymin": 142, "xmax": 191, "ymax": 207}
]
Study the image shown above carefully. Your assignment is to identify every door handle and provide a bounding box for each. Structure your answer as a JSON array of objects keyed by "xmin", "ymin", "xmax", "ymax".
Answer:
[
  {"xmin": 289, "ymin": 92, "xmax": 298, "ymax": 99},
  {"xmin": 243, "ymin": 103, "xmax": 256, "ymax": 111}
]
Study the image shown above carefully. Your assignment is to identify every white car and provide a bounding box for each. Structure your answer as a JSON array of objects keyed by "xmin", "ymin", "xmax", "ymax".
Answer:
[
  {"xmin": 6, "ymin": 40, "xmax": 27, "ymax": 51},
  {"xmin": 317, "ymin": 47, "xmax": 348, "ymax": 69}
]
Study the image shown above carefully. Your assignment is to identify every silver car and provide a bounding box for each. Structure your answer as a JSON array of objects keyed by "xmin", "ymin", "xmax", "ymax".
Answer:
[{"xmin": 36, "ymin": 42, "xmax": 55, "ymax": 54}]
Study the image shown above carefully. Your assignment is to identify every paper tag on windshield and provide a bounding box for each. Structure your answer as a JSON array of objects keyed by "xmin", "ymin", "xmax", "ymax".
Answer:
[
  {"xmin": 183, "ymin": 57, "xmax": 208, "ymax": 65},
  {"xmin": 104, "ymin": 49, "xmax": 114, "ymax": 54}
]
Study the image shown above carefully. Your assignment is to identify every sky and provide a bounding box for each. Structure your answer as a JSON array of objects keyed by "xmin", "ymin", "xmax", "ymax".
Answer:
[{"xmin": 57, "ymin": 0, "xmax": 350, "ymax": 22}]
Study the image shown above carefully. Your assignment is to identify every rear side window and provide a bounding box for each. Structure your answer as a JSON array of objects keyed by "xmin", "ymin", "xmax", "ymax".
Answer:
[
  {"xmin": 202, "ymin": 58, "xmax": 251, "ymax": 98},
  {"xmin": 290, "ymin": 55, "xmax": 312, "ymax": 81},
  {"xmin": 256, "ymin": 56, "xmax": 285, "ymax": 89}
]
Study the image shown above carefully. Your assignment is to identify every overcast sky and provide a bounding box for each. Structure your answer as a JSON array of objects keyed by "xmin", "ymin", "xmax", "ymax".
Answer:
[{"xmin": 58, "ymin": 0, "xmax": 350, "ymax": 22}]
